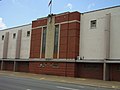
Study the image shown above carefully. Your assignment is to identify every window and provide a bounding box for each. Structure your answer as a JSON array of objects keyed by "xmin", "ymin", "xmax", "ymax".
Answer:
[
  {"xmin": 27, "ymin": 31, "xmax": 30, "ymax": 37},
  {"xmin": 42, "ymin": 27, "xmax": 47, "ymax": 54},
  {"xmin": 54, "ymin": 25, "xmax": 59, "ymax": 53},
  {"xmin": 90, "ymin": 20, "xmax": 97, "ymax": 29},
  {"xmin": 13, "ymin": 33, "xmax": 16, "ymax": 39},
  {"xmin": 2, "ymin": 35, "xmax": 4, "ymax": 40}
]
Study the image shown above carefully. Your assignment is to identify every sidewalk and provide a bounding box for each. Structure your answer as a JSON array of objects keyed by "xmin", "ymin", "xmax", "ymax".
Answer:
[{"xmin": 0, "ymin": 71, "xmax": 120, "ymax": 89}]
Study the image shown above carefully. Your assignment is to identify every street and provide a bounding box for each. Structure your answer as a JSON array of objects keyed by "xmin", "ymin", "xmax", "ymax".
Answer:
[{"xmin": 0, "ymin": 74, "xmax": 115, "ymax": 90}]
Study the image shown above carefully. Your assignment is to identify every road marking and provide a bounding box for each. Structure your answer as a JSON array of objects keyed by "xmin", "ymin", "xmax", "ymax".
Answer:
[
  {"xmin": 39, "ymin": 78, "xmax": 45, "ymax": 80},
  {"xmin": 26, "ymin": 89, "xmax": 31, "ymax": 90},
  {"xmin": 56, "ymin": 86, "xmax": 79, "ymax": 90},
  {"xmin": 60, "ymin": 80, "xmax": 66, "ymax": 82}
]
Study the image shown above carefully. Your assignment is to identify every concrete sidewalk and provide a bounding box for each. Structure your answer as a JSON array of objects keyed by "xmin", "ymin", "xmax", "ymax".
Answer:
[{"xmin": 0, "ymin": 71, "xmax": 120, "ymax": 89}]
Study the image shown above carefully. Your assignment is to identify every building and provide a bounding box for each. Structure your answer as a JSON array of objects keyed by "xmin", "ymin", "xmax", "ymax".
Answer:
[
  {"xmin": 29, "ymin": 12, "xmax": 80, "ymax": 77},
  {"xmin": 0, "ymin": 5, "xmax": 120, "ymax": 81},
  {"xmin": 79, "ymin": 5, "xmax": 120, "ymax": 81},
  {"xmin": 0, "ymin": 24, "xmax": 31, "ymax": 72}
]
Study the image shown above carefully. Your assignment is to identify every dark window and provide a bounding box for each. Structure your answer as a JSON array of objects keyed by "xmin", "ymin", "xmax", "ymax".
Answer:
[
  {"xmin": 13, "ymin": 33, "xmax": 16, "ymax": 39},
  {"xmin": 27, "ymin": 31, "xmax": 30, "ymax": 37},
  {"xmin": 42, "ymin": 27, "xmax": 47, "ymax": 54},
  {"xmin": 54, "ymin": 25, "xmax": 59, "ymax": 53},
  {"xmin": 2, "ymin": 35, "xmax": 4, "ymax": 40},
  {"xmin": 90, "ymin": 20, "xmax": 97, "ymax": 29}
]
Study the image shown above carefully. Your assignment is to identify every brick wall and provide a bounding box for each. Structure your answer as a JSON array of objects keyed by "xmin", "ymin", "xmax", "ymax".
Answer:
[
  {"xmin": 30, "ymin": 12, "xmax": 80, "ymax": 59},
  {"xmin": 55, "ymin": 12, "xmax": 80, "ymax": 23},
  {"xmin": 30, "ymin": 18, "xmax": 47, "ymax": 58},
  {"xmin": 30, "ymin": 28, "xmax": 42, "ymax": 58},
  {"xmin": 109, "ymin": 64, "xmax": 120, "ymax": 81},
  {"xmin": 66, "ymin": 62, "xmax": 77, "ymax": 77},
  {"xmin": 29, "ymin": 61, "xmax": 76, "ymax": 77},
  {"xmin": 3, "ymin": 61, "xmax": 14, "ymax": 71},
  {"xmin": 16, "ymin": 61, "xmax": 29, "ymax": 72},
  {"xmin": 58, "ymin": 12, "xmax": 80, "ymax": 59},
  {"xmin": 32, "ymin": 18, "xmax": 47, "ymax": 28},
  {"xmin": 77, "ymin": 63, "xmax": 103, "ymax": 80}
]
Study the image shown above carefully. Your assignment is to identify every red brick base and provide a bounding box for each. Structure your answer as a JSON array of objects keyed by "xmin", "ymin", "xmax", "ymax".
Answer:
[
  {"xmin": 16, "ymin": 61, "xmax": 29, "ymax": 72},
  {"xmin": 0, "ymin": 61, "xmax": 1, "ymax": 70},
  {"xmin": 77, "ymin": 63, "xmax": 103, "ymax": 80},
  {"xmin": 3, "ymin": 61, "xmax": 14, "ymax": 71},
  {"xmin": 1, "ymin": 60, "xmax": 120, "ymax": 81},
  {"xmin": 109, "ymin": 63, "xmax": 120, "ymax": 81},
  {"xmin": 29, "ymin": 61, "xmax": 77, "ymax": 77}
]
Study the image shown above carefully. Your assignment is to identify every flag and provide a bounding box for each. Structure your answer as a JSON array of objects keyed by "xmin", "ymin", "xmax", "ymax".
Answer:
[{"xmin": 48, "ymin": 0, "xmax": 52, "ymax": 7}]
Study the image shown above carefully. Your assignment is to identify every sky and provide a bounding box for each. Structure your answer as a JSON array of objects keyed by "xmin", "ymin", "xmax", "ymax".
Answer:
[{"xmin": 0, "ymin": 0, "xmax": 120, "ymax": 30}]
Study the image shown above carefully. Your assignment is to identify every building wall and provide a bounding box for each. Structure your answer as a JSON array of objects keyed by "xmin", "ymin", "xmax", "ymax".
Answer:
[
  {"xmin": 29, "ymin": 61, "xmax": 77, "ymax": 77},
  {"xmin": 0, "ymin": 31, "xmax": 6, "ymax": 58},
  {"xmin": 16, "ymin": 61, "xmax": 29, "ymax": 72},
  {"xmin": 3, "ymin": 61, "xmax": 14, "ymax": 71},
  {"xmin": 0, "ymin": 24, "xmax": 31, "ymax": 59},
  {"xmin": 20, "ymin": 25, "xmax": 31, "ymax": 59},
  {"xmin": 7, "ymin": 29, "xmax": 18, "ymax": 58},
  {"xmin": 110, "ymin": 10, "xmax": 120, "ymax": 59},
  {"xmin": 77, "ymin": 63, "xmax": 103, "ymax": 80},
  {"xmin": 30, "ymin": 18, "xmax": 47, "ymax": 58},
  {"xmin": 109, "ymin": 63, "xmax": 120, "ymax": 81},
  {"xmin": 80, "ymin": 6, "xmax": 120, "ymax": 59},
  {"xmin": 58, "ymin": 12, "xmax": 80, "ymax": 59},
  {"xmin": 30, "ymin": 12, "xmax": 80, "ymax": 59},
  {"xmin": 0, "ymin": 61, "xmax": 1, "ymax": 70}
]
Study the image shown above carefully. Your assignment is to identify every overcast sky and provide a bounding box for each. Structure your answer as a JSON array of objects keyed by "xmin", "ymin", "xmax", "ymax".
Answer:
[{"xmin": 0, "ymin": 0, "xmax": 120, "ymax": 30}]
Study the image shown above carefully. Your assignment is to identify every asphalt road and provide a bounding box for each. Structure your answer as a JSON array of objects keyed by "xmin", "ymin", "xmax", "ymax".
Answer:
[{"xmin": 0, "ymin": 74, "xmax": 115, "ymax": 90}]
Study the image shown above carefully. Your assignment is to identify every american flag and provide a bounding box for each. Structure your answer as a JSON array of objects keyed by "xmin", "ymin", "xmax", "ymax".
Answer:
[{"xmin": 48, "ymin": 0, "xmax": 52, "ymax": 7}]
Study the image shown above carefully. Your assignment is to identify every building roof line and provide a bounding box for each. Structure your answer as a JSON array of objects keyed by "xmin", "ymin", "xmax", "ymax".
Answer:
[
  {"xmin": 82, "ymin": 5, "xmax": 120, "ymax": 14},
  {"xmin": 0, "ymin": 23, "xmax": 31, "ymax": 31},
  {"xmin": 34, "ymin": 11, "xmax": 80, "ymax": 21}
]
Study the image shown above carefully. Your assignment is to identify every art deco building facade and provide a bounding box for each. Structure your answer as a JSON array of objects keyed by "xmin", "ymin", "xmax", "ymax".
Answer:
[{"xmin": 0, "ymin": 6, "xmax": 120, "ymax": 81}]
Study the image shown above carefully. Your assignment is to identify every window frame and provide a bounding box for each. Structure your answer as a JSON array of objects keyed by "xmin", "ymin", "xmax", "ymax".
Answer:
[
  {"xmin": 27, "ymin": 31, "xmax": 30, "ymax": 37},
  {"xmin": 53, "ymin": 25, "xmax": 59, "ymax": 54},
  {"xmin": 2, "ymin": 35, "xmax": 4, "ymax": 40},
  {"xmin": 90, "ymin": 20, "xmax": 97, "ymax": 29},
  {"xmin": 42, "ymin": 27, "xmax": 47, "ymax": 54},
  {"xmin": 13, "ymin": 33, "xmax": 16, "ymax": 39}
]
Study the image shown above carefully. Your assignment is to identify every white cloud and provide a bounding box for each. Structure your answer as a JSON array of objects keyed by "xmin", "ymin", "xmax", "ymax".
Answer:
[
  {"xmin": 66, "ymin": 3, "xmax": 73, "ymax": 10},
  {"xmin": 87, "ymin": 3, "xmax": 95, "ymax": 11},
  {"xmin": 0, "ymin": 18, "xmax": 7, "ymax": 30}
]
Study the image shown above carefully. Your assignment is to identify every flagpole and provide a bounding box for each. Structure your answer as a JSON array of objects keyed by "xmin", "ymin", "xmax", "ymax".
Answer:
[{"xmin": 50, "ymin": 0, "xmax": 52, "ymax": 15}]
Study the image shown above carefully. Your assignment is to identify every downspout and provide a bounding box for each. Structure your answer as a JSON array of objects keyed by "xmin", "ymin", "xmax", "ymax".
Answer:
[
  {"xmin": 103, "ymin": 13, "xmax": 111, "ymax": 81},
  {"xmin": 105, "ymin": 13, "xmax": 111, "ymax": 59}
]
